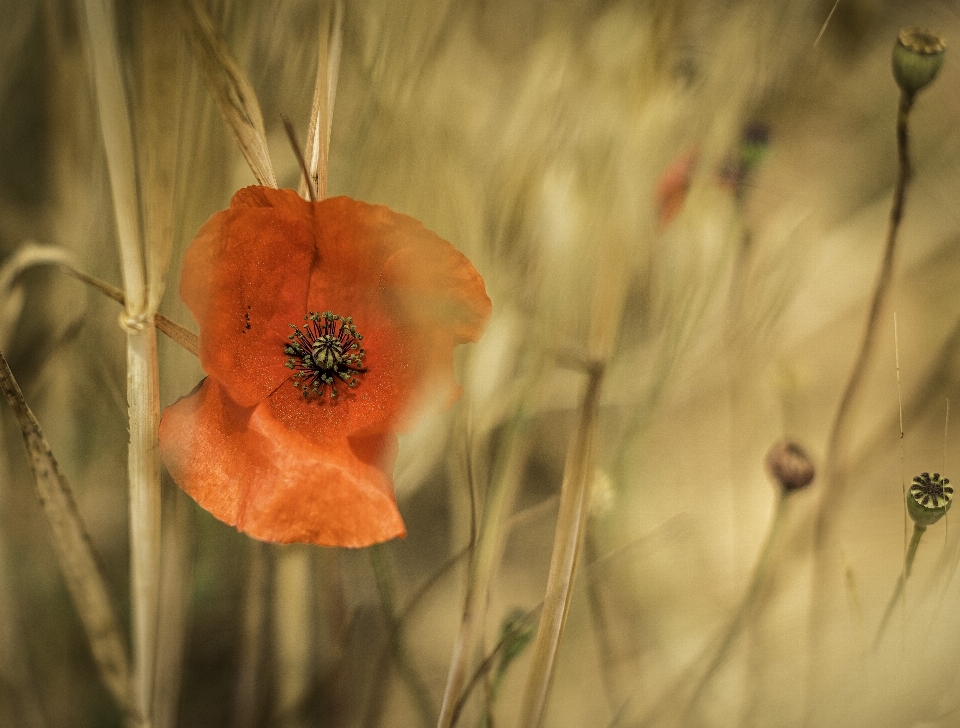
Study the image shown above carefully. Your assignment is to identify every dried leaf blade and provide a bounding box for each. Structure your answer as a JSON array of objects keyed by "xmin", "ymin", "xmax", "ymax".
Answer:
[
  {"xmin": 0, "ymin": 351, "xmax": 131, "ymax": 715},
  {"xmin": 180, "ymin": 0, "xmax": 277, "ymax": 188}
]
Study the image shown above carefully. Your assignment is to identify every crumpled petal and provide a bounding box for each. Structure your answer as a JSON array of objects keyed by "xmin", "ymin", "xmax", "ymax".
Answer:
[
  {"xmin": 181, "ymin": 188, "xmax": 315, "ymax": 407},
  {"xmin": 158, "ymin": 378, "xmax": 405, "ymax": 547},
  {"xmin": 299, "ymin": 197, "xmax": 492, "ymax": 432}
]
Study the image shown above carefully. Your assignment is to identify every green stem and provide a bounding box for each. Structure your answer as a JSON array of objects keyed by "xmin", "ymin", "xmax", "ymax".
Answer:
[
  {"xmin": 685, "ymin": 492, "xmax": 789, "ymax": 719},
  {"xmin": 369, "ymin": 546, "xmax": 435, "ymax": 728},
  {"xmin": 874, "ymin": 523, "xmax": 926, "ymax": 649}
]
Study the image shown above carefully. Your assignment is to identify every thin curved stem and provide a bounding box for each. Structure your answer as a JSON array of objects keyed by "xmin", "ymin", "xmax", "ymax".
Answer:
[
  {"xmin": 518, "ymin": 362, "xmax": 604, "ymax": 727},
  {"xmin": 819, "ymin": 90, "xmax": 914, "ymax": 536},
  {"xmin": 684, "ymin": 492, "xmax": 789, "ymax": 720},
  {"xmin": 874, "ymin": 523, "xmax": 926, "ymax": 649},
  {"xmin": 59, "ymin": 264, "xmax": 198, "ymax": 356},
  {"xmin": 807, "ymin": 89, "xmax": 916, "ymax": 724}
]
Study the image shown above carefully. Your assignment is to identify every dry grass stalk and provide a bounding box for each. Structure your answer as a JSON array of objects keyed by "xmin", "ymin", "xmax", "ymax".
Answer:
[
  {"xmin": 518, "ymin": 362, "xmax": 604, "ymax": 728},
  {"xmin": 140, "ymin": 0, "xmax": 182, "ymax": 313},
  {"xmin": 300, "ymin": 0, "xmax": 343, "ymax": 201},
  {"xmin": 80, "ymin": 0, "xmax": 146, "ymax": 315},
  {"xmin": 59, "ymin": 264, "xmax": 198, "ymax": 356},
  {"xmin": 180, "ymin": 0, "xmax": 278, "ymax": 188},
  {"xmin": 0, "ymin": 350, "xmax": 132, "ymax": 716},
  {"xmin": 82, "ymin": 1, "xmax": 171, "ymax": 724}
]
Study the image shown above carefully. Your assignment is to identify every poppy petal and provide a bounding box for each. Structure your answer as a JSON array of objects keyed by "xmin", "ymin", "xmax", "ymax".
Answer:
[
  {"xmin": 299, "ymin": 197, "xmax": 491, "ymax": 433},
  {"xmin": 158, "ymin": 378, "xmax": 406, "ymax": 547},
  {"xmin": 377, "ymin": 239, "xmax": 491, "ymax": 418},
  {"xmin": 181, "ymin": 188, "xmax": 315, "ymax": 407}
]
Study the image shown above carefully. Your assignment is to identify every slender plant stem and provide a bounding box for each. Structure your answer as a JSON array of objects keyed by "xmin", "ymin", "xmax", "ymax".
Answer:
[
  {"xmin": 819, "ymin": 89, "xmax": 914, "ymax": 535},
  {"xmin": 808, "ymin": 90, "xmax": 916, "ymax": 722},
  {"xmin": 59, "ymin": 264, "xmax": 198, "ymax": 356},
  {"xmin": 370, "ymin": 546, "xmax": 435, "ymax": 728},
  {"xmin": 519, "ymin": 362, "xmax": 604, "ymax": 728},
  {"xmin": 126, "ymin": 326, "xmax": 162, "ymax": 728},
  {"xmin": 437, "ymin": 402, "xmax": 535, "ymax": 727},
  {"xmin": 584, "ymin": 529, "xmax": 621, "ymax": 713},
  {"xmin": 301, "ymin": 0, "xmax": 343, "ymax": 201},
  {"xmin": 874, "ymin": 523, "xmax": 926, "ymax": 649},
  {"xmin": 83, "ymin": 1, "xmax": 165, "ymax": 724},
  {"xmin": 685, "ymin": 493, "xmax": 789, "ymax": 720},
  {"xmin": 448, "ymin": 606, "xmax": 540, "ymax": 728}
]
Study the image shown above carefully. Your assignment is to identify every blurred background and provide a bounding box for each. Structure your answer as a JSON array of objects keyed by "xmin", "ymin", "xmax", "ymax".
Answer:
[{"xmin": 3, "ymin": 0, "xmax": 960, "ymax": 726}]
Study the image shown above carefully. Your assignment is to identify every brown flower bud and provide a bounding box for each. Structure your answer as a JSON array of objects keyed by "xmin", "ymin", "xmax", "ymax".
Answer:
[{"xmin": 766, "ymin": 439, "xmax": 815, "ymax": 493}]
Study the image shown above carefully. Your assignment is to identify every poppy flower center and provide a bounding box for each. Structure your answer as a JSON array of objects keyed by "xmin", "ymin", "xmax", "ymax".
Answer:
[{"xmin": 284, "ymin": 311, "xmax": 366, "ymax": 398}]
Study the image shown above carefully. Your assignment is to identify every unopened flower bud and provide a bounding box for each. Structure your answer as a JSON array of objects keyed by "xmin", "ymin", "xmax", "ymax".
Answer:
[
  {"xmin": 766, "ymin": 439, "xmax": 815, "ymax": 493},
  {"xmin": 892, "ymin": 28, "xmax": 946, "ymax": 97},
  {"xmin": 907, "ymin": 472, "xmax": 953, "ymax": 528}
]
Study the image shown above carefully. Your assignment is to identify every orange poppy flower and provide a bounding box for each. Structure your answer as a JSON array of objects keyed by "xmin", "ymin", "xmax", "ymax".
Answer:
[{"xmin": 159, "ymin": 186, "xmax": 491, "ymax": 547}]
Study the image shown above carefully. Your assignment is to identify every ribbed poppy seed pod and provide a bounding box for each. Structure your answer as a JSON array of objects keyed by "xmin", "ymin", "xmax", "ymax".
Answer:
[
  {"xmin": 907, "ymin": 472, "xmax": 953, "ymax": 528},
  {"xmin": 892, "ymin": 28, "xmax": 946, "ymax": 97},
  {"xmin": 766, "ymin": 439, "xmax": 815, "ymax": 493}
]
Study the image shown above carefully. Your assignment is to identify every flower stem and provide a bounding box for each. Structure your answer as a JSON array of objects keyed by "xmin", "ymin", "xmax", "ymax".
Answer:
[
  {"xmin": 874, "ymin": 522, "xmax": 926, "ymax": 649},
  {"xmin": 808, "ymin": 89, "xmax": 916, "ymax": 720},
  {"xmin": 819, "ymin": 89, "xmax": 914, "ymax": 540},
  {"xmin": 685, "ymin": 492, "xmax": 789, "ymax": 720},
  {"xmin": 370, "ymin": 546, "xmax": 435, "ymax": 728}
]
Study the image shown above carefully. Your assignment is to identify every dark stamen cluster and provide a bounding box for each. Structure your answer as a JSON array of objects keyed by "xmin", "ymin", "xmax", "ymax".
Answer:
[
  {"xmin": 284, "ymin": 311, "xmax": 365, "ymax": 398},
  {"xmin": 910, "ymin": 472, "xmax": 953, "ymax": 509}
]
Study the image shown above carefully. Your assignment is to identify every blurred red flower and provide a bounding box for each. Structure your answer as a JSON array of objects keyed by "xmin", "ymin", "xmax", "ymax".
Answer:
[{"xmin": 159, "ymin": 186, "xmax": 491, "ymax": 547}]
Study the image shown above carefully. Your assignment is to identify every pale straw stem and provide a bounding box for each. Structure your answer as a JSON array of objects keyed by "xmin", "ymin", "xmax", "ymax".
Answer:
[
  {"xmin": 301, "ymin": 0, "xmax": 343, "ymax": 201},
  {"xmin": 81, "ymin": 0, "xmax": 146, "ymax": 316},
  {"xmin": 140, "ymin": 0, "xmax": 181, "ymax": 314},
  {"xmin": 180, "ymin": 0, "xmax": 277, "ymax": 188},
  {"xmin": 518, "ymin": 362, "xmax": 603, "ymax": 728},
  {"xmin": 126, "ymin": 324, "xmax": 163, "ymax": 728},
  {"xmin": 82, "ymin": 1, "xmax": 163, "ymax": 724}
]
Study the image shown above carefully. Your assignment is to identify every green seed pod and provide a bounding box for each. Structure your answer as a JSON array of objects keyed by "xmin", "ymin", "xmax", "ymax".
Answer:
[
  {"xmin": 892, "ymin": 28, "xmax": 946, "ymax": 97},
  {"xmin": 907, "ymin": 472, "xmax": 953, "ymax": 527},
  {"xmin": 766, "ymin": 439, "xmax": 815, "ymax": 494}
]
